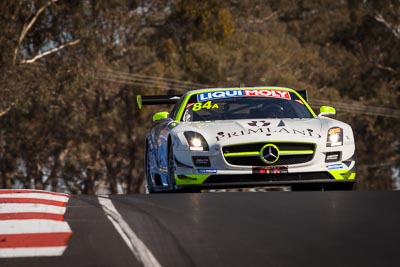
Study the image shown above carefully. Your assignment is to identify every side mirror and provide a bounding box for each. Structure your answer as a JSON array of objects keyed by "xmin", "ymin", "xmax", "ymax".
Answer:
[
  {"xmin": 152, "ymin": 111, "xmax": 169, "ymax": 121},
  {"xmin": 318, "ymin": 106, "xmax": 336, "ymax": 117}
]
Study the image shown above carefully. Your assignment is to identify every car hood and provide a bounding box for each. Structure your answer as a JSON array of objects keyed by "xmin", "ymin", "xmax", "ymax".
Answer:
[{"xmin": 177, "ymin": 118, "xmax": 327, "ymax": 145}]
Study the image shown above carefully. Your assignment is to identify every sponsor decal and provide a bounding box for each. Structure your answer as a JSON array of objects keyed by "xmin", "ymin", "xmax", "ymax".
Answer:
[
  {"xmin": 191, "ymin": 101, "xmax": 219, "ymax": 111},
  {"xmin": 248, "ymin": 121, "xmax": 271, "ymax": 127},
  {"xmin": 253, "ymin": 166, "xmax": 289, "ymax": 174},
  {"xmin": 216, "ymin": 127, "xmax": 321, "ymax": 141},
  {"xmin": 197, "ymin": 90, "xmax": 291, "ymax": 102},
  {"xmin": 198, "ymin": 169, "xmax": 217, "ymax": 174},
  {"xmin": 326, "ymin": 163, "xmax": 344, "ymax": 170}
]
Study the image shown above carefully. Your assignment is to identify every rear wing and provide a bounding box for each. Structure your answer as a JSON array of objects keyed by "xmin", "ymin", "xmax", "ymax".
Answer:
[
  {"xmin": 297, "ymin": 90, "xmax": 308, "ymax": 101},
  {"xmin": 137, "ymin": 95, "xmax": 181, "ymax": 109}
]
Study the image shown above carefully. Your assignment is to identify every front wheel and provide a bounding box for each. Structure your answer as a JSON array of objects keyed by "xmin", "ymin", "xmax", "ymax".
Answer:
[
  {"xmin": 167, "ymin": 143, "xmax": 177, "ymax": 192},
  {"xmin": 145, "ymin": 142, "xmax": 154, "ymax": 193}
]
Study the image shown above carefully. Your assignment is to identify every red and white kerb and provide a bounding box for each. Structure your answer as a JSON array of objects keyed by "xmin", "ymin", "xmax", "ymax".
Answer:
[{"xmin": 0, "ymin": 189, "xmax": 72, "ymax": 258}]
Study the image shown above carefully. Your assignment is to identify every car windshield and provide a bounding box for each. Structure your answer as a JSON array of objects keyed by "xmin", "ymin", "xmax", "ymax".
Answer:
[{"xmin": 181, "ymin": 90, "xmax": 314, "ymax": 122}]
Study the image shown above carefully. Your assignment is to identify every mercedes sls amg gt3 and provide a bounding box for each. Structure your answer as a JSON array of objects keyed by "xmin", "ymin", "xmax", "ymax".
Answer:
[{"xmin": 138, "ymin": 87, "xmax": 356, "ymax": 192}]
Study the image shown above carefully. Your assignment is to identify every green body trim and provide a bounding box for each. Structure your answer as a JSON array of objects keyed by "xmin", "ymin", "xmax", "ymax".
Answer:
[
  {"xmin": 224, "ymin": 152, "xmax": 259, "ymax": 157},
  {"xmin": 329, "ymin": 170, "xmax": 356, "ymax": 180},
  {"xmin": 279, "ymin": 150, "xmax": 314, "ymax": 155},
  {"xmin": 297, "ymin": 94, "xmax": 317, "ymax": 117},
  {"xmin": 224, "ymin": 150, "xmax": 314, "ymax": 157},
  {"xmin": 175, "ymin": 174, "xmax": 210, "ymax": 185},
  {"xmin": 320, "ymin": 105, "xmax": 336, "ymax": 115},
  {"xmin": 153, "ymin": 111, "xmax": 169, "ymax": 121},
  {"xmin": 137, "ymin": 95, "xmax": 143, "ymax": 109}
]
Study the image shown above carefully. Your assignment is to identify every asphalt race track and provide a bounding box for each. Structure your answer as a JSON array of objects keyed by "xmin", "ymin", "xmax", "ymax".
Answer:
[{"xmin": 1, "ymin": 190, "xmax": 400, "ymax": 267}]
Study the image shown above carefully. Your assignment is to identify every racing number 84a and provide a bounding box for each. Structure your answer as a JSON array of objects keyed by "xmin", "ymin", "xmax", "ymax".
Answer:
[{"xmin": 192, "ymin": 101, "xmax": 219, "ymax": 112}]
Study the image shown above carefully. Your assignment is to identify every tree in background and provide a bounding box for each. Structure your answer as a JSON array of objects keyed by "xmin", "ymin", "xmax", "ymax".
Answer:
[
  {"xmin": 0, "ymin": 0, "xmax": 163, "ymax": 193},
  {"xmin": 0, "ymin": 0, "xmax": 398, "ymax": 193}
]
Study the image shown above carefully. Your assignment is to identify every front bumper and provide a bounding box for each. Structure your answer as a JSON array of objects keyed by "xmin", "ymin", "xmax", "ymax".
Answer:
[
  {"xmin": 175, "ymin": 179, "xmax": 355, "ymax": 191},
  {"xmin": 175, "ymin": 169, "xmax": 356, "ymax": 188},
  {"xmin": 173, "ymin": 143, "xmax": 356, "ymax": 188}
]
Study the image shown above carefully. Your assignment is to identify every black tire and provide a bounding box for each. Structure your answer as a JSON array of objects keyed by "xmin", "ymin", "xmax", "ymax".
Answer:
[
  {"xmin": 145, "ymin": 142, "xmax": 154, "ymax": 193},
  {"xmin": 167, "ymin": 142, "xmax": 176, "ymax": 192}
]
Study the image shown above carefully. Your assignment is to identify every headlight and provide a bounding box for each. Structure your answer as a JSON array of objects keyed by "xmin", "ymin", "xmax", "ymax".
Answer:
[
  {"xmin": 327, "ymin": 127, "xmax": 343, "ymax": 147},
  {"xmin": 184, "ymin": 131, "xmax": 209, "ymax": 151}
]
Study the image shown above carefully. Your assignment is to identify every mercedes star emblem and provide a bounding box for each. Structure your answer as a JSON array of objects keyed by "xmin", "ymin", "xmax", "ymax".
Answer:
[{"xmin": 260, "ymin": 144, "xmax": 279, "ymax": 164}]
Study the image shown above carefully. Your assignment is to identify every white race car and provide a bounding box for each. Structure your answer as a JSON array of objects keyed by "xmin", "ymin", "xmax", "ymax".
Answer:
[{"xmin": 138, "ymin": 87, "xmax": 356, "ymax": 192}]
